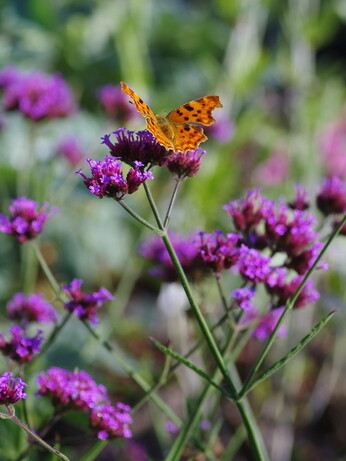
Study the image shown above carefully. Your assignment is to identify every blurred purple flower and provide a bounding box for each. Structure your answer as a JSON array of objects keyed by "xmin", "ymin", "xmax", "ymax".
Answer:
[
  {"xmin": 90, "ymin": 402, "xmax": 133, "ymax": 439},
  {"xmin": 98, "ymin": 84, "xmax": 138, "ymax": 123},
  {"xmin": 77, "ymin": 156, "xmax": 153, "ymax": 200},
  {"xmin": 316, "ymin": 176, "xmax": 346, "ymax": 216},
  {"xmin": 0, "ymin": 326, "xmax": 43, "ymax": 364},
  {"xmin": 232, "ymin": 287, "xmax": 256, "ymax": 311},
  {"xmin": 2, "ymin": 69, "xmax": 76, "ymax": 120},
  {"xmin": 237, "ymin": 244, "xmax": 272, "ymax": 284},
  {"xmin": 6, "ymin": 293, "xmax": 58, "ymax": 326},
  {"xmin": 102, "ymin": 128, "xmax": 172, "ymax": 167},
  {"xmin": 37, "ymin": 367, "xmax": 110, "ymax": 411},
  {"xmin": 0, "ymin": 197, "xmax": 58, "ymax": 243},
  {"xmin": 0, "ymin": 372, "xmax": 27, "ymax": 405},
  {"xmin": 252, "ymin": 150, "xmax": 289, "ymax": 187},
  {"xmin": 63, "ymin": 279, "xmax": 113, "ymax": 325},
  {"xmin": 0, "ymin": 66, "xmax": 21, "ymax": 90},
  {"xmin": 196, "ymin": 230, "xmax": 240, "ymax": 274},
  {"xmin": 205, "ymin": 112, "xmax": 234, "ymax": 143},
  {"xmin": 288, "ymin": 185, "xmax": 310, "ymax": 211},
  {"xmin": 56, "ymin": 136, "xmax": 84, "ymax": 167},
  {"xmin": 165, "ymin": 420, "xmax": 180, "ymax": 435},
  {"xmin": 319, "ymin": 116, "xmax": 346, "ymax": 179},
  {"xmin": 167, "ymin": 148, "xmax": 206, "ymax": 179},
  {"xmin": 252, "ymin": 308, "xmax": 287, "ymax": 340},
  {"xmin": 139, "ymin": 232, "xmax": 203, "ymax": 282}
]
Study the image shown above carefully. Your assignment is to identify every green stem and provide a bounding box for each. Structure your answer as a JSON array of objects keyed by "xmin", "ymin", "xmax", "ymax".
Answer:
[
  {"xmin": 3, "ymin": 406, "xmax": 70, "ymax": 461},
  {"xmin": 118, "ymin": 199, "xmax": 163, "ymax": 234},
  {"xmin": 143, "ymin": 181, "xmax": 165, "ymax": 230},
  {"xmin": 240, "ymin": 213, "xmax": 346, "ymax": 397},
  {"xmin": 31, "ymin": 242, "xmax": 61, "ymax": 297},
  {"xmin": 163, "ymin": 180, "xmax": 181, "ymax": 228},
  {"xmin": 38, "ymin": 312, "xmax": 73, "ymax": 359},
  {"xmin": 82, "ymin": 321, "xmax": 182, "ymax": 426}
]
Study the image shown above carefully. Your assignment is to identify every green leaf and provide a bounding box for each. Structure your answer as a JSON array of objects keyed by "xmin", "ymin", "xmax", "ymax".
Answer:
[
  {"xmin": 149, "ymin": 337, "xmax": 232, "ymax": 399},
  {"xmin": 243, "ymin": 311, "xmax": 336, "ymax": 396}
]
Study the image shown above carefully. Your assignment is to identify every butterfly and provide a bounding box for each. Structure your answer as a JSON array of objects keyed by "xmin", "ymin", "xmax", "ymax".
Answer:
[{"xmin": 120, "ymin": 81, "xmax": 223, "ymax": 152}]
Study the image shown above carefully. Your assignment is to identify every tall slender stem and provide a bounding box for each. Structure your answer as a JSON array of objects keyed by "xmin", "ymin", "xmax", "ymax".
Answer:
[{"xmin": 163, "ymin": 180, "xmax": 181, "ymax": 228}]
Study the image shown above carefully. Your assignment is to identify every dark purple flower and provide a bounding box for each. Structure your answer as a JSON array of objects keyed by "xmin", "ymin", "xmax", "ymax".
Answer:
[
  {"xmin": 139, "ymin": 232, "xmax": 203, "ymax": 282},
  {"xmin": 101, "ymin": 128, "xmax": 172, "ymax": 167},
  {"xmin": 232, "ymin": 287, "xmax": 256, "ymax": 311},
  {"xmin": 37, "ymin": 367, "xmax": 110, "ymax": 411},
  {"xmin": 236, "ymin": 244, "xmax": 272, "ymax": 284},
  {"xmin": 6, "ymin": 293, "xmax": 58, "ymax": 325},
  {"xmin": 196, "ymin": 231, "xmax": 240, "ymax": 274},
  {"xmin": 0, "ymin": 326, "xmax": 43, "ymax": 364},
  {"xmin": 266, "ymin": 268, "xmax": 320, "ymax": 309},
  {"xmin": 63, "ymin": 279, "xmax": 113, "ymax": 325},
  {"xmin": 166, "ymin": 148, "xmax": 206, "ymax": 179},
  {"xmin": 98, "ymin": 84, "xmax": 138, "ymax": 123},
  {"xmin": 0, "ymin": 197, "xmax": 57, "ymax": 243},
  {"xmin": 90, "ymin": 402, "xmax": 133, "ymax": 439},
  {"xmin": 0, "ymin": 372, "xmax": 27, "ymax": 405},
  {"xmin": 316, "ymin": 177, "xmax": 346, "ymax": 216},
  {"xmin": 3, "ymin": 71, "xmax": 76, "ymax": 120},
  {"xmin": 77, "ymin": 156, "xmax": 153, "ymax": 200},
  {"xmin": 56, "ymin": 136, "xmax": 84, "ymax": 167},
  {"xmin": 287, "ymin": 185, "xmax": 310, "ymax": 211}
]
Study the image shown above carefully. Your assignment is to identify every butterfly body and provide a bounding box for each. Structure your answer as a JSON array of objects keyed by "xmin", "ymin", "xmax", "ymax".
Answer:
[{"xmin": 121, "ymin": 82, "xmax": 222, "ymax": 152}]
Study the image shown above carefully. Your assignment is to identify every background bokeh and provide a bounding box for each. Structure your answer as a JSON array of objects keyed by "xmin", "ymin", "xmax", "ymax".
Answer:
[{"xmin": 1, "ymin": 0, "xmax": 346, "ymax": 460}]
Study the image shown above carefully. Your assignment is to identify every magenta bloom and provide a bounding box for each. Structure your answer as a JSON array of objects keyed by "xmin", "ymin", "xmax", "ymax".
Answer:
[
  {"xmin": 90, "ymin": 402, "xmax": 133, "ymax": 439},
  {"xmin": 166, "ymin": 148, "xmax": 206, "ymax": 179},
  {"xmin": 252, "ymin": 150, "xmax": 289, "ymax": 187},
  {"xmin": 0, "ymin": 372, "xmax": 27, "ymax": 405},
  {"xmin": 0, "ymin": 197, "xmax": 57, "ymax": 243},
  {"xmin": 196, "ymin": 231, "xmax": 240, "ymax": 274},
  {"xmin": 252, "ymin": 308, "xmax": 287, "ymax": 340},
  {"xmin": 63, "ymin": 279, "xmax": 113, "ymax": 325},
  {"xmin": 316, "ymin": 177, "xmax": 346, "ymax": 216},
  {"xmin": 37, "ymin": 367, "xmax": 109, "ymax": 411},
  {"xmin": 139, "ymin": 232, "xmax": 203, "ymax": 282},
  {"xmin": 56, "ymin": 136, "xmax": 84, "ymax": 167},
  {"xmin": 236, "ymin": 244, "xmax": 272, "ymax": 284},
  {"xmin": 288, "ymin": 185, "xmax": 310, "ymax": 211},
  {"xmin": 101, "ymin": 128, "xmax": 172, "ymax": 167},
  {"xmin": 0, "ymin": 66, "xmax": 21, "ymax": 90},
  {"xmin": 232, "ymin": 287, "xmax": 256, "ymax": 311},
  {"xmin": 98, "ymin": 84, "xmax": 138, "ymax": 123},
  {"xmin": 6, "ymin": 293, "xmax": 58, "ymax": 326},
  {"xmin": 2, "ymin": 69, "xmax": 76, "ymax": 120},
  {"xmin": 0, "ymin": 326, "xmax": 43, "ymax": 364},
  {"xmin": 77, "ymin": 157, "xmax": 153, "ymax": 200},
  {"xmin": 205, "ymin": 112, "xmax": 234, "ymax": 143}
]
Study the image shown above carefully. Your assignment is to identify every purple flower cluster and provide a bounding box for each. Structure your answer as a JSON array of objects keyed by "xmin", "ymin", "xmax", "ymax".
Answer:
[
  {"xmin": 0, "ymin": 326, "xmax": 43, "ymax": 364},
  {"xmin": 77, "ymin": 157, "xmax": 153, "ymax": 200},
  {"xmin": 139, "ymin": 232, "xmax": 204, "ymax": 282},
  {"xmin": 0, "ymin": 372, "xmax": 27, "ymax": 405},
  {"xmin": 98, "ymin": 84, "xmax": 139, "ymax": 123},
  {"xmin": 102, "ymin": 128, "xmax": 172, "ymax": 167},
  {"xmin": 56, "ymin": 136, "xmax": 84, "ymax": 167},
  {"xmin": 197, "ymin": 231, "xmax": 240, "ymax": 274},
  {"xmin": 0, "ymin": 66, "xmax": 76, "ymax": 120},
  {"xmin": 0, "ymin": 197, "xmax": 57, "ymax": 243},
  {"xmin": 316, "ymin": 176, "xmax": 346, "ymax": 216},
  {"xmin": 63, "ymin": 279, "xmax": 113, "ymax": 325},
  {"xmin": 167, "ymin": 148, "xmax": 206, "ymax": 179},
  {"xmin": 37, "ymin": 367, "xmax": 132, "ymax": 439},
  {"xmin": 6, "ymin": 293, "xmax": 58, "ymax": 326}
]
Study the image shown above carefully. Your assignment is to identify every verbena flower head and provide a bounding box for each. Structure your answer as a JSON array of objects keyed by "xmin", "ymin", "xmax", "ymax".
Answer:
[
  {"xmin": 0, "ymin": 372, "xmax": 27, "ymax": 405},
  {"xmin": 90, "ymin": 402, "xmax": 133, "ymax": 439},
  {"xmin": 56, "ymin": 136, "xmax": 84, "ymax": 167},
  {"xmin": 316, "ymin": 176, "xmax": 346, "ymax": 216},
  {"xmin": 196, "ymin": 231, "xmax": 240, "ymax": 274},
  {"xmin": 2, "ymin": 70, "xmax": 76, "ymax": 120},
  {"xmin": 0, "ymin": 326, "xmax": 43, "ymax": 364},
  {"xmin": 237, "ymin": 244, "xmax": 272, "ymax": 284},
  {"xmin": 63, "ymin": 278, "xmax": 113, "ymax": 325},
  {"xmin": 98, "ymin": 84, "xmax": 138, "ymax": 123},
  {"xmin": 232, "ymin": 287, "xmax": 256, "ymax": 311},
  {"xmin": 139, "ymin": 232, "xmax": 203, "ymax": 282},
  {"xmin": 101, "ymin": 128, "xmax": 172, "ymax": 167},
  {"xmin": 77, "ymin": 157, "xmax": 153, "ymax": 200},
  {"xmin": 0, "ymin": 197, "xmax": 57, "ymax": 243},
  {"xmin": 288, "ymin": 185, "xmax": 310, "ymax": 211},
  {"xmin": 0, "ymin": 66, "xmax": 21, "ymax": 90},
  {"xmin": 252, "ymin": 308, "xmax": 287, "ymax": 340},
  {"xmin": 6, "ymin": 293, "xmax": 58, "ymax": 326},
  {"xmin": 36, "ymin": 367, "xmax": 109, "ymax": 411},
  {"xmin": 166, "ymin": 148, "xmax": 206, "ymax": 179}
]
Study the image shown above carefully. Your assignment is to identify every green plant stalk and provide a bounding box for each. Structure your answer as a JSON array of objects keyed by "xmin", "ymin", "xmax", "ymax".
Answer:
[
  {"xmin": 118, "ymin": 199, "xmax": 164, "ymax": 234},
  {"xmin": 163, "ymin": 180, "xmax": 181, "ymax": 228},
  {"xmin": 143, "ymin": 181, "xmax": 165, "ymax": 230},
  {"xmin": 82, "ymin": 321, "xmax": 182, "ymax": 427},
  {"xmin": 1, "ymin": 406, "xmax": 70, "ymax": 461},
  {"xmin": 240, "ymin": 213, "xmax": 346, "ymax": 397},
  {"xmin": 31, "ymin": 242, "xmax": 61, "ymax": 297}
]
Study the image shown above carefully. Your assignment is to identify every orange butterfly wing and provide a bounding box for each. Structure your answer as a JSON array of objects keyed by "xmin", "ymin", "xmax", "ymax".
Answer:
[
  {"xmin": 120, "ymin": 81, "xmax": 156, "ymax": 119},
  {"xmin": 166, "ymin": 96, "xmax": 223, "ymax": 126}
]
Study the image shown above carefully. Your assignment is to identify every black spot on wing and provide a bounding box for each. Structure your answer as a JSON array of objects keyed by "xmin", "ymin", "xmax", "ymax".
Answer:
[{"xmin": 184, "ymin": 104, "xmax": 194, "ymax": 111}]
